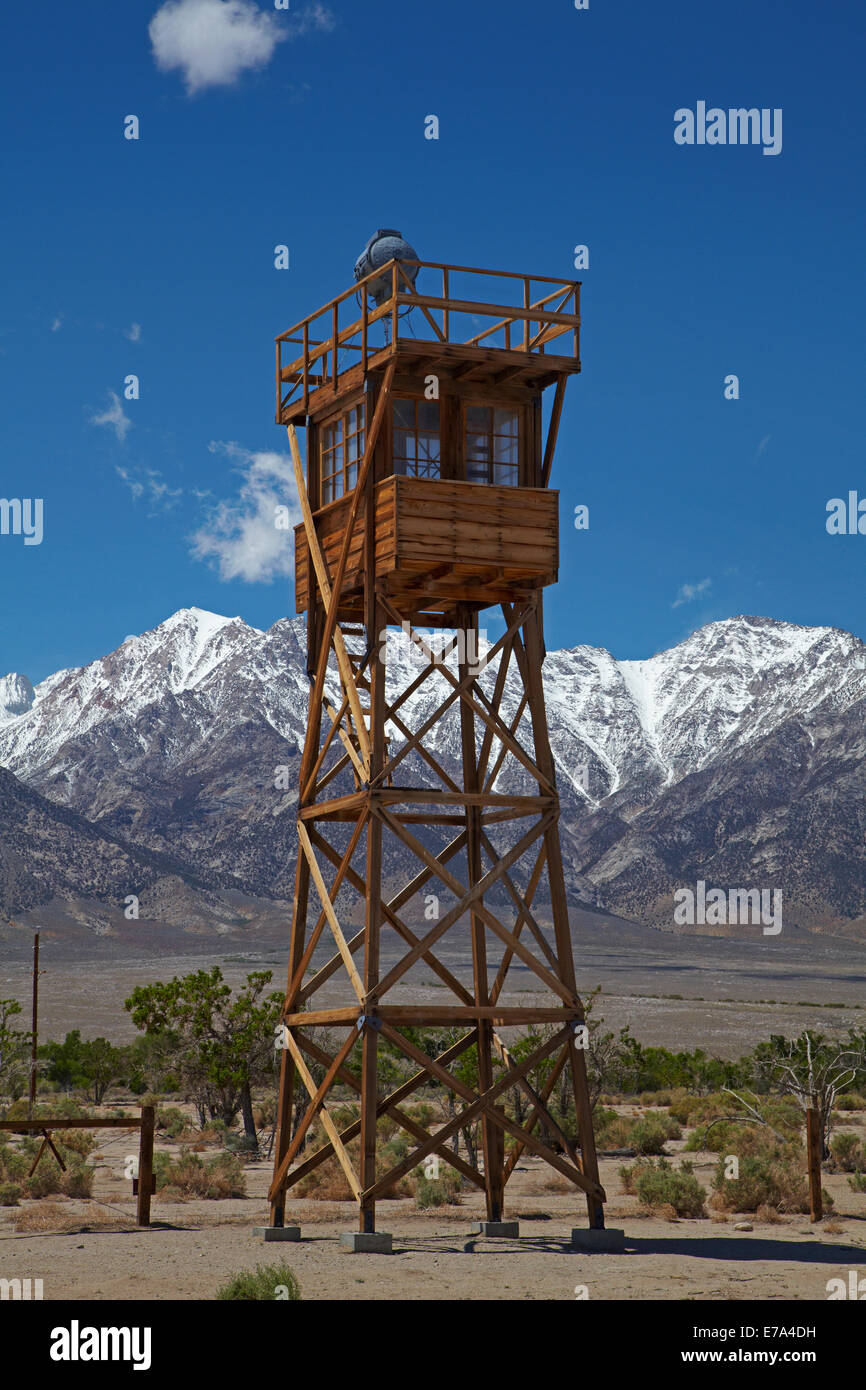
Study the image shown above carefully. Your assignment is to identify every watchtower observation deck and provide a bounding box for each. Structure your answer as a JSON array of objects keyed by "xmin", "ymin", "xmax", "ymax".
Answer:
[{"xmin": 276, "ymin": 260, "xmax": 581, "ymax": 623}]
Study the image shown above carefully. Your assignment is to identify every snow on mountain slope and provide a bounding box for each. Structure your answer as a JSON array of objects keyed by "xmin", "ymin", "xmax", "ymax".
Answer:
[
  {"xmin": 2, "ymin": 608, "xmax": 866, "ymax": 930},
  {"xmin": 2, "ymin": 610, "xmax": 865, "ymax": 807}
]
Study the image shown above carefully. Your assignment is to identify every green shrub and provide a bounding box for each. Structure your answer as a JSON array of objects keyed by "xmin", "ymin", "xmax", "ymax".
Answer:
[
  {"xmin": 848, "ymin": 1171, "xmax": 866, "ymax": 1194},
  {"xmin": 668, "ymin": 1092, "xmax": 734, "ymax": 1126},
  {"xmin": 61, "ymin": 1160, "xmax": 94, "ymax": 1198},
  {"xmin": 835, "ymin": 1093, "xmax": 866, "ymax": 1111},
  {"xmin": 686, "ymin": 1101, "xmax": 801, "ymax": 1154},
  {"xmin": 629, "ymin": 1115, "xmax": 680, "ymax": 1156},
  {"xmin": 224, "ymin": 1134, "xmax": 260, "ymax": 1155},
  {"xmin": 404, "ymin": 1102, "xmax": 436, "ymax": 1128},
  {"xmin": 415, "ymin": 1169, "xmax": 461, "ymax": 1209},
  {"xmin": 24, "ymin": 1154, "xmax": 95, "ymax": 1200},
  {"xmin": 829, "ymin": 1132, "xmax": 866, "ymax": 1173},
  {"xmin": 621, "ymin": 1158, "xmax": 705, "ymax": 1218},
  {"xmin": 157, "ymin": 1107, "xmax": 188, "ymax": 1140},
  {"xmin": 216, "ymin": 1262, "xmax": 301, "ymax": 1300},
  {"xmin": 709, "ymin": 1137, "xmax": 828, "ymax": 1216},
  {"xmin": 57, "ymin": 1130, "xmax": 98, "ymax": 1159},
  {"xmin": 635, "ymin": 1090, "xmax": 675, "ymax": 1107},
  {"xmin": 0, "ymin": 1143, "xmax": 29, "ymax": 1184},
  {"xmin": 594, "ymin": 1108, "xmax": 633, "ymax": 1149},
  {"xmin": 0, "ymin": 1182, "xmax": 22, "ymax": 1206},
  {"xmin": 25, "ymin": 1164, "xmax": 63, "ymax": 1199}
]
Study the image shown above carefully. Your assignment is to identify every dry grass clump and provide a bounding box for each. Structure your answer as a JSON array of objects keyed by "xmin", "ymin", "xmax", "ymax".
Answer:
[
  {"xmin": 709, "ymin": 1131, "xmax": 832, "ymax": 1216},
  {"xmin": 153, "ymin": 1149, "xmax": 246, "ymax": 1200},
  {"xmin": 755, "ymin": 1202, "xmax": 783, "ymax": 1224},
  {"xmin": 10, "ymin": 1202, "xmax": 130, "ymax": 1235}
]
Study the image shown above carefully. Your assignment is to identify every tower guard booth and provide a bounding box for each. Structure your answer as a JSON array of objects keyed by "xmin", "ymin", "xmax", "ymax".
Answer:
[{"xmin": 269, "ymin": 236, "xmax": 606, "ymax": 1240}]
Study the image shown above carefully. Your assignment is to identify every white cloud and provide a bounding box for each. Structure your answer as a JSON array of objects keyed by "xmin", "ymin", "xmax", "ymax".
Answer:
[
  {"xmin": 115, "ymin": 466, "xmax": 144, "ymax": 500},
  {"xmin": 190, "ymin": 441, "xmax": 299, "ymax": 582},
  {"xmin": 671, "ymin": 578, "xmax": 712, "ymax": 609},
  {"xmin": 290, "ymin": 2, "xmax": 335, "ymax": 36},
  {"xmin": 125, "ymin": 322, "xmax": 142, "ymax": 342},
  {"xmin": 116, "ymin": 465, "xmax": 183, "ymax": 510},
  {"xmin": 50, "ymin": 316, "xmax": 63, "ymax": 333},
  {"xmin": 149, "ymin": 0, "xmax": 335, "ymax": 95},
  {"xmin": 90, "ymin": 390, "xmax": 132, "ymax": 443},
  {"xmin": 150, "ymin": 0, "xmax": 286, "ymax": 94}
]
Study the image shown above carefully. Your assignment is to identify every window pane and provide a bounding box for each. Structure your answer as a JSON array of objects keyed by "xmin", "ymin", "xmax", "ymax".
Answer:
[
  {"xmin": 466, "ymin": 433, "xmax": 490, "ymax": 459},
  {"xmin": 494, "ymin": 408, "xmax": 518, "ymax": 435},
  {"xmin": 392, "ymin": 399, "xmax": 441, "ymax": 479},
  {"xmin": 465, "ymin": 405, "xmax": 490, "ymax": 428},
  {"xmin": 494, "ymin": 436, "xmax": 518, "ymax": 465},
  {"xmin": 394, "ymin": 429, "xmax": 413, "ymax": 460}
]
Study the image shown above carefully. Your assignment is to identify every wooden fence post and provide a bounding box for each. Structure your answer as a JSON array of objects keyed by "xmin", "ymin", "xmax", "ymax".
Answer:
[
  {"xmin": 137, "ymin": 1106, "xmax": 155, "ymax": 1228},
  {"xmin": 806, "ymin": 1104, "xmax": 823, "ymax": 1223}
]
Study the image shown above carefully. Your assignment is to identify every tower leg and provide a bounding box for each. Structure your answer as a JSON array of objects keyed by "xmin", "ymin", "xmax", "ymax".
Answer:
[
  {"xmin": 459, "ymin": 606, "xmax": 504, "ymax": 1221},
  {"xmin": 271, "ymin": 849, "xmax": 311, "ymax": 1226},
  {"xmin": 520, "ymin": 596, "xmax": 603, "ymax": 1229},
  {"xmin": 360, "ymin": 594, "xmax": 386, "ymax": 1233}
]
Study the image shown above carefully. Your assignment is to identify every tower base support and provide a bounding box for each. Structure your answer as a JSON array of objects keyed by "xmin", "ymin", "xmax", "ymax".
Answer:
[
  {"xmin": 340, "ymin": 1231, "xmax": 393, "ymax": 1254},
  {"xmin": 472, "ymin": 1220, "xmax": 520, "ymax": 1238},
  {"xmin": 253, "ymin": 1225, "xmax": 301, "ymax": 1242}
]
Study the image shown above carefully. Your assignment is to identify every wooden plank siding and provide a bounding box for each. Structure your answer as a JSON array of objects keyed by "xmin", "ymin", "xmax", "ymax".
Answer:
[{"xmin": 294, "ymin": 477, "xmax": 558, "ymax": 615}]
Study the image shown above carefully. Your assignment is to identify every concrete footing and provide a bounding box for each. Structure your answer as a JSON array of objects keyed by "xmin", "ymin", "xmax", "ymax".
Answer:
[
  {"xmin": 340, "ymin": 1232, "xmax": 393, "ymax": 1254},
  {"xmin": 253, "ymin": 1225, "xmax": 301, "ymax": 1242},
  {"xmin": 471, "ymin": 1221, "xmax": 520, "ymax": 1238},
  {"xmin": 570, "ymin": 1227, "xmax": 626, "ymax": 1252}
]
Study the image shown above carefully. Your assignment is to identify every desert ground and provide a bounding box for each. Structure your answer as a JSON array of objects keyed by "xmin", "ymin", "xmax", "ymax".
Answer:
[
  {"xmin": 3, "ymin": 907, "xmax": 865, "ymax": 1054},
  {"xmin": 3, "ymin": 911, "xmax": 866, "ymax": 1301},
  {"xmin": 1, "ymin": 1103, "xmax": 865, "ymax": 1302}
]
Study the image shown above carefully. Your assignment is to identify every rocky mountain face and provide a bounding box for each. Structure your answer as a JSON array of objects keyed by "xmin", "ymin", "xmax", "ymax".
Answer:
[{"xmin": 1, "ymin": 608, "xmax": 865, "ymax": 940}]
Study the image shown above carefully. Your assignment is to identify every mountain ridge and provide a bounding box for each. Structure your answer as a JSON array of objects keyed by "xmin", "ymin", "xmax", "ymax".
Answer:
[{"xmin": 2, "ymin": 608, "xmax": 865, "ymax": 941}]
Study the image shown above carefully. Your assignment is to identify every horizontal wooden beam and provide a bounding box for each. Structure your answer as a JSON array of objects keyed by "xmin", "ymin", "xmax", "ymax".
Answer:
[{"xmin": 0, "ymin": 1118, "xmax": 143, "ymax": 1131}]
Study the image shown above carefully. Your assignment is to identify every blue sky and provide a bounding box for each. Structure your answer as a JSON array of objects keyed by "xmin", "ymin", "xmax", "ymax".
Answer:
[{"xmin": 1, "ymin": 0, "xmax": 864, "ymax": 681}]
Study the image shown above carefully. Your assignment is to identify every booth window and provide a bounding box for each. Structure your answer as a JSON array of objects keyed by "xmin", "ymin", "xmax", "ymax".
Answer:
[
  {"xmin": 465, "ymin": 405, "xmax": 520, "ymax": 486},
  {"xmin": 320, "ymin": 404, "xmax": 365, "ymax": 504},
  {"xmin": 393, "ymin": 399, "xmax": 441, "ymax": 478}
]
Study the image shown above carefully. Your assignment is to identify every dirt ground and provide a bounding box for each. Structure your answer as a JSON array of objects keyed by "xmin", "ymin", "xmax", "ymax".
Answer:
[{"xmin": 3, "ymin": 1118, "xmax": 865, "ymax": 1302}]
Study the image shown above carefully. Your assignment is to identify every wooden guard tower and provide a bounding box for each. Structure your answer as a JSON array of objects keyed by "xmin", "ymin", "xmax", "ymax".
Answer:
[{"xmin": 269, "ymin": 251, "xmax": 606, "ymax": 1235}]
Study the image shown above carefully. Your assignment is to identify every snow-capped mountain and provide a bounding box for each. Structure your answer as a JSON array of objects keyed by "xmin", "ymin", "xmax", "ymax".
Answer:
[{"xmin": 2, "ymin": 608, "xmax": 866, "ymax": 937}]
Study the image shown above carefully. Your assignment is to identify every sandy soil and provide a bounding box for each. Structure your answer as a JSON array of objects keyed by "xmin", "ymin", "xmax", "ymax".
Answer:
[{"xmin": 3, "ymin": 1122, "xmax": 865, "ymax": 1302}]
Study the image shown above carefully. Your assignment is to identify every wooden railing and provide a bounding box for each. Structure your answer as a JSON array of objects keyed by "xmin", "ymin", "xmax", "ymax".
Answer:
[{"xmin": 276, "ymin": 261, "xmax": 581, "ymax": 420}]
